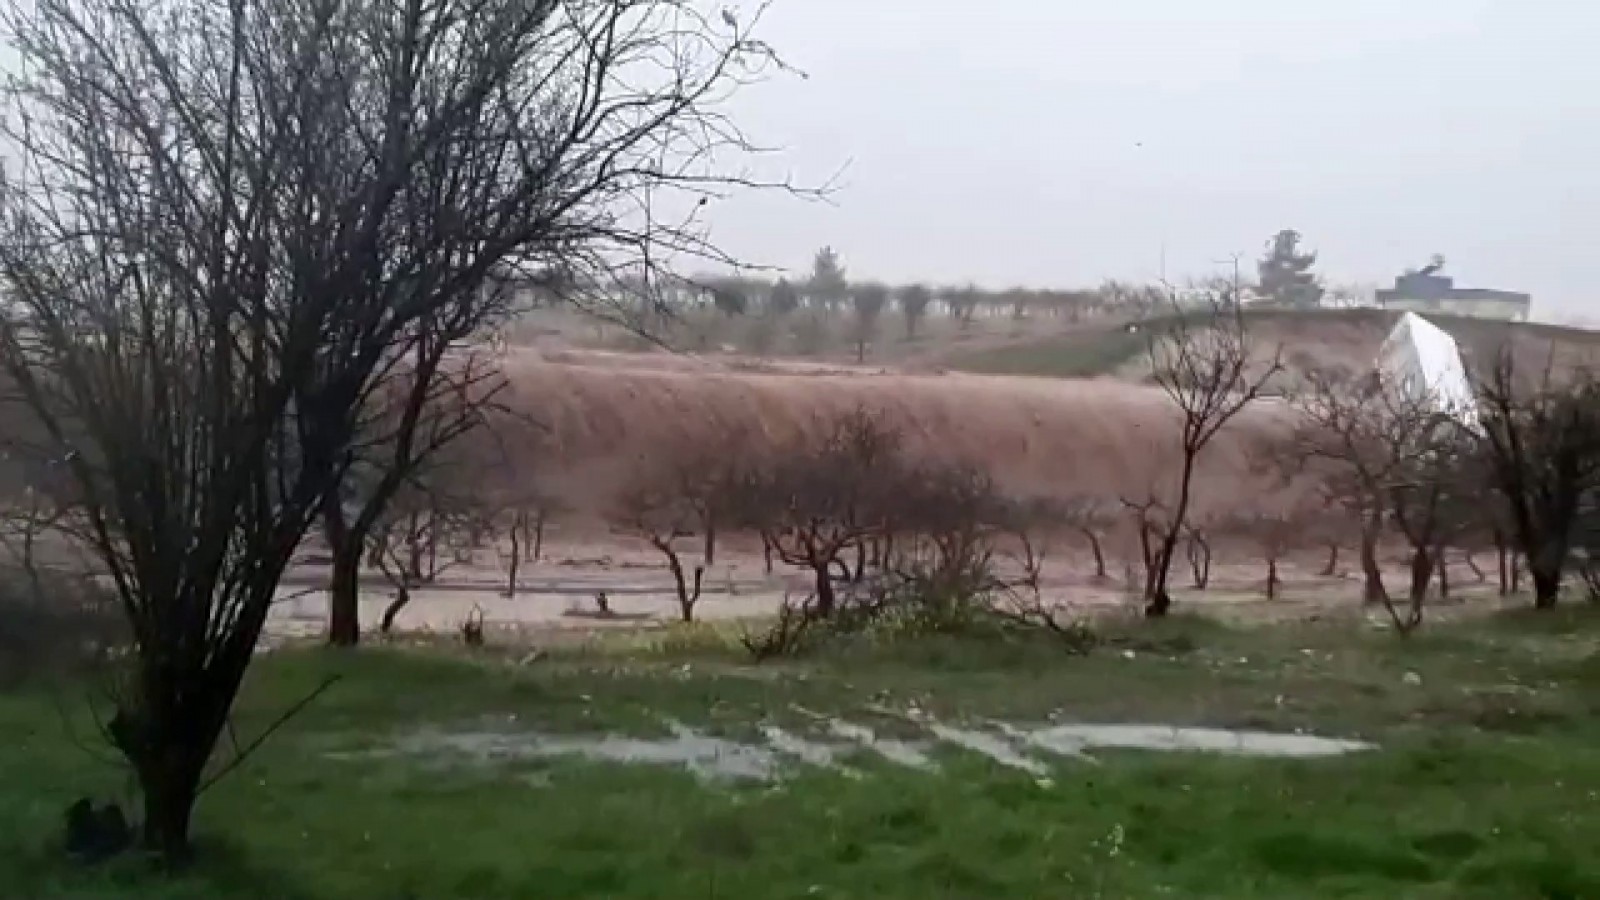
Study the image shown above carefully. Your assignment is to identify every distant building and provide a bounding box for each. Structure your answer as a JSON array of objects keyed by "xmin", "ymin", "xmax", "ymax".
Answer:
[{"xmin": 1376, "ymin": 267, "xmax": 1530, "ymax": 322}]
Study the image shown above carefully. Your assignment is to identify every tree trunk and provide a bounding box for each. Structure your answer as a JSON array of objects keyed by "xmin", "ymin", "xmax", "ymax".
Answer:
[
  {"xmin": 505, "ymin": 515, "xmax": 522, "ymax": 598},
  {"xmin": 1530, "ymin": 542, "xmax": 1564, "ymax": 610},
  {"xmin": 1147, "ymin": 454, "xmax": 1198, "ymax": 617},
  {"xmin": 1081, "ymin": 528, "xmax": 1107, "ymax": 579},
  {"xmin": 664, "ymin": 548, "xmax": 701, "ymax": 623},
  {"xmin": 1360, "ymin": 512, "xmax": 1387, "ymax": 604},
  {"xmin": 1408, "ymin": 547, "xmax": 1433, "ymax": 605},
  {"xmin": 813, "ymin": 564, "xmax": 836, "ymax": 617},
  {"xmin": 1532, "ymin": 567, "xmax": 1560, "ymax": 609},
  {"xmin": 1436, "ymin": 549, "xmax": 1450, "ymax": 600},
  {"xmin": 1464, "ymin": 550, "xmax": 1486, "ymax": 583},
  {"xmin": 324, "ymin": 494, "xmax": 362, "ymax": 647},
  {"xmin": 853, "ymin": 541, "xmax": 866, "ymax": 583},
  {"xmin": 702, "ymin": 513, "xmax": 716, "ymax": 568},
  {"xmin": 527, "ymin": 509, "xmax": 545, "ymax": 562},
  {"xmin": 1495, "ymin": 533, "xmax": 1509, "ymax": 595},
  {"xmin": 380, "ymin": 585, "xmax": 412, "ymax": 633},
  {"xmin": 1320, "ymin": 542, "xmax": 1339, "ymax": 577},
  {"xmin": 111, "ymin": 679, "xmax": 230, "ymax": 865},
  {"xmin": 685, "ymin": 567, "xmax": 704, "ymax": 622},
  {"xmin": 1266, "ymin": 558, "xmax": 1280, "ymax": 600},
  {"xmin": 762, "ymin": 534, "xmax": 774, "ymax": 575},
  {"xmin": 137, "ymin": 759, "xmax": 201, "ymax": 864}
]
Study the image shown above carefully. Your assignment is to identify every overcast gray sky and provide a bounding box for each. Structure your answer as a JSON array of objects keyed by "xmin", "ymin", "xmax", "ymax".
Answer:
[{"xmin": 707, "ymin": 0, "xmax": 1600, "ymax": 322}]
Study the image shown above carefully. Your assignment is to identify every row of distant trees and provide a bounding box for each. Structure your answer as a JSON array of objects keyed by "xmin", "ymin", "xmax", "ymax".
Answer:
[
  {"xmin": 692, "ymin": 248, "xmax": 1131, "ymax": 327},
  {"xmin": 641, "ymin": 228, "xmax": 1345, "ymax": 343}
]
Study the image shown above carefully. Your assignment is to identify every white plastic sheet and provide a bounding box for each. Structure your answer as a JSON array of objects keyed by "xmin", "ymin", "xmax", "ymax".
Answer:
[{"xmin": 1375, "ymin": 312, "xmax": 1479, "ymax": 428}]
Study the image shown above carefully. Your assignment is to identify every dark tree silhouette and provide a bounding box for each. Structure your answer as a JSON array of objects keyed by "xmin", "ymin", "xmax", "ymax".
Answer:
[
  {"xmin": 1476, "ymin": 352, "xmax": 1600, "ymax": 609},
  {"xmin": 851, "ymin": 283, "xmax": 890, "ymax": 363},
  {"xmin": 1144, "ymin": 296, "xmax": 1282, "ymax": 616},
  {"xmin": 769, "ymin": 278, "xmax": 801, "ymax": 316},
  {"xmin": 0, "ymin": 0, "xmax": 790, "ymax": 860},
  {"xmin": 1257, "ymin": 229, "xmax": 1325, "ymax": 308},
  {"xmin": 900, "ymin": 284, "xmax": 933, "ymax": 339},
  {"xmin": 711, "ymin": 282, "xmax": 750, "ymax": 317}
]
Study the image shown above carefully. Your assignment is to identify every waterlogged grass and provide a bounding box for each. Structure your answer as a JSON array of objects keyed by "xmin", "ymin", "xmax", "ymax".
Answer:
[{"xmin": 4, "ymin": 609, "xmax": 1600, "ymax": 898}]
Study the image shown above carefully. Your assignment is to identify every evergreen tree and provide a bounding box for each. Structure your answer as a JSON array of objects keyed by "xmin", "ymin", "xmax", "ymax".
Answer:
[
  {"xmin": 1257, "ymin": 229, "xmax": 1324, "ymax": 308},
  {"xmin": 808, "ymin": 246, "xmax": 849, "ymax": 310}
]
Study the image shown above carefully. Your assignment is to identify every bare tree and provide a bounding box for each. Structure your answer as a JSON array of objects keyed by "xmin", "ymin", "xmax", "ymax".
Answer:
[
  {"xmin": 325, "ymin": 344, "xmax": 504, "ymax": 645},
  {"xmin": 1288, "ymin": 369, "xmax": 1406, "ymax": 605},
  {"xmin": 1290, "ymin": 368, "xmax": 1479, "ymax": 630},
  {"xmin": 0, "ymin": 0, "xmax": 790, "ymax": 860},
  {"xmin": 499, "ymin": 489, "xmax": 563, "ymax": 599},
  {"xmin": 368, "ymin": 478, "xmax": 482, "ymax": 634},
  {"xmin": 609, "ymin": 423, "xmax": 754, "ymax": 623},
  {"xmin": 1143, "ymin": 296, "xmax": 1282, "ymax": 615},
  {"xmin": 1061, "ymin": 497, "xmax": 1115, "ymax": 581},
  {"xmin": 1230, "ymin": 507, "xmax": 1309, "ymax": 600},
  {"xmin": 612, "ymin": 483, "xmax": 706, "ymax": 623},
  {"xmin": 735, "ymin": 409, "xmax": 901, "ymax": 617},
  {"xmin": 1387, "ymin": 423, "xmax": 1475, "ymax": 609},
  {"xmin": 1475, "ymin": 352, "xmax": 1600, "ymax": 609}
]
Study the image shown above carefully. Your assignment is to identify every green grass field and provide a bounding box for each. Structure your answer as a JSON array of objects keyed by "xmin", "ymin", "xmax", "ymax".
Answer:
[
  {"xmin": 942, "ymin": 328, "xmax": 1148, "ymax": 378},
  {"xmin": 940, "ymin": 308, "xmax": 1600, "ymax": 381},
  {"xmin": 5, "ymin": 609, "xmax": 1600, "ymax": 899}
]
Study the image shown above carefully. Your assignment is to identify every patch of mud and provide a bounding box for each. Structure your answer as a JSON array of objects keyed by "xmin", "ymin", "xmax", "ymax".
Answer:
[{"xmin": 362, "ymin": 717, "xmax": 1374, "ymax": 785}]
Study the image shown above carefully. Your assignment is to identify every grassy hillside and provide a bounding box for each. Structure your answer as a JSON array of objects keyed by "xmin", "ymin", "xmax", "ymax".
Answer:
[{"xmin": 941, "ymin": 308, "xmax": 1600, "ymax": 381}]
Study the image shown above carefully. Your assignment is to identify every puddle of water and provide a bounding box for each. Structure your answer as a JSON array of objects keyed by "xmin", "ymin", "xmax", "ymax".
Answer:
[
  {"xmin": 365, "ymin": 717, "xmax": 1374, "ymax": 785},
  {"xmin": 394, "ymin": 720, "xmax": 781, "ymax": 782},
  {"xmin": 759, "ymin": 725, "xmax": 847, "ymax": 771},
  {"xmin": 1024, "ymin": 724, "xmax": 1375, "ymax": 759},
  {"xmin": 927, "ymin": 724, "xmax": 1051, "ymax": 776},
  {"xmin": 822, "ymin": 718, "xmax": 935, "ymax": 770}
]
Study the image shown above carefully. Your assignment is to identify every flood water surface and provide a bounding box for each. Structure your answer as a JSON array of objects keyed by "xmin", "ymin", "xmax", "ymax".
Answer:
[{"xmin": 366, "ymin": 717, "xmax": 1375, "ymax": 783}]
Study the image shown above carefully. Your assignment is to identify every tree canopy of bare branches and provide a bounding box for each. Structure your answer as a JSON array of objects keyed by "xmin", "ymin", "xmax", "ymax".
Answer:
[
  {"xmin": 1476, "ymin": 352, "xmax": 1600, "ymax": 609},
  {"xmin": 1143, "ymin": 297, "xmax": 1282, "ymax": 615},
  {"xmin": 0, "ymin": 0, "xmax": 790, "ymax": 860},
  {"xmin": 1288, "ymin": 366, "xmax": 1477, "ymax": 632},
  {"xmin": 734, "ymin": 408, "xmax": 902, "ymax": 616}
]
